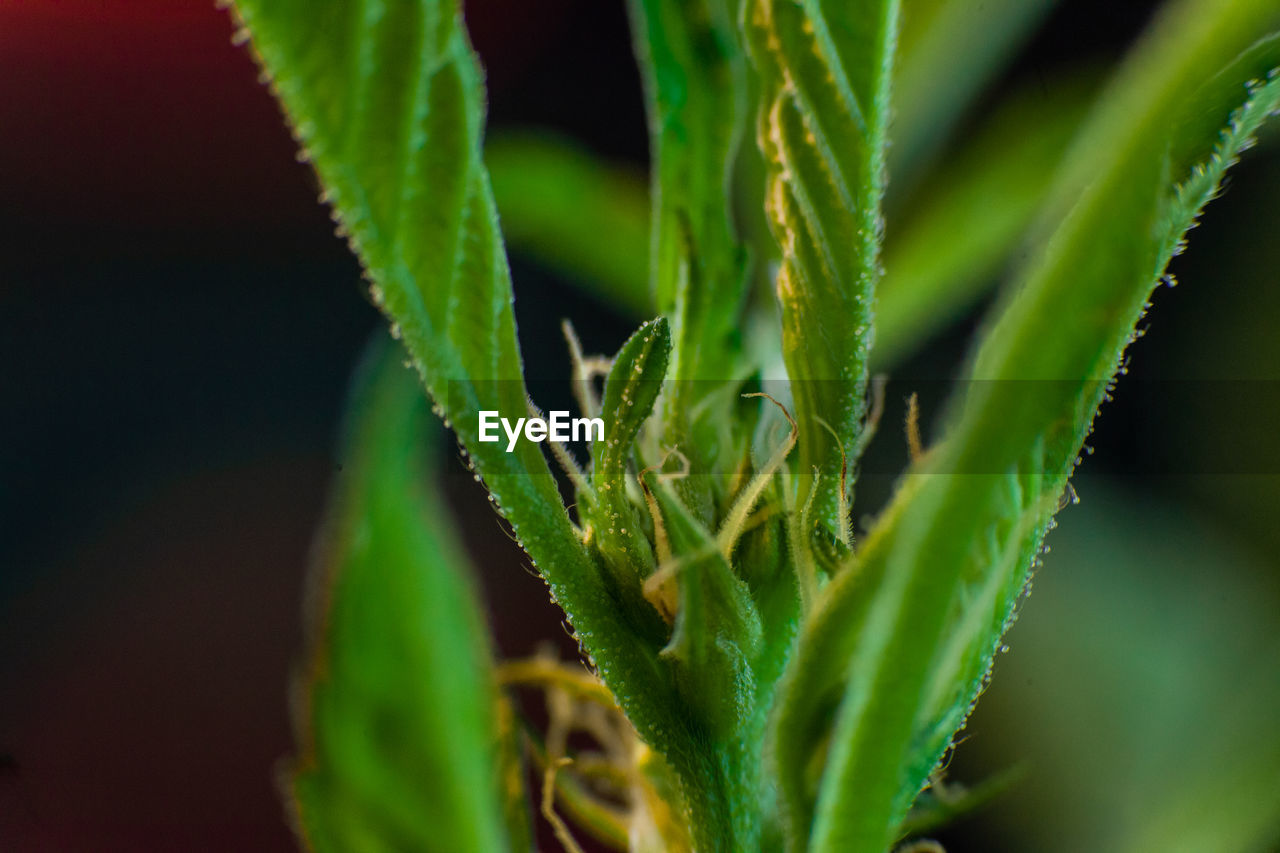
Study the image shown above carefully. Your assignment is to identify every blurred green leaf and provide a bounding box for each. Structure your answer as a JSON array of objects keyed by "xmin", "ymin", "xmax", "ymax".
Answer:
[
  {"xmin": 288, "ymin": 343, "xmax": 512, "ymax": 853},
  {"xmin": 494, "ymin": 699, "xmax": 535, "ymax": 853},
  {"xmin": 892, "ymin": 0, "xmax": 1058, "ymax": 184},
  {"xmin": 772, "ymin": 3, "xmax": 1280, "ymax": 851},
  {"xmin": 486, "ymin": 133, "xmax": 651, "ymax": 317},
  {"xmin": 875, "ymin": 73, "xmax": 1097, "ymax": 367},
  {"xmin": 971, "ymin": 484, "xmax": 1280, "ymax": 853},
  {"xmin": 743, "ymin": 0, "xmax": 900, "ymax": 531},
  {"xmin": 523, "ymin": 724, "xmax": 632, "ymax": 850}
]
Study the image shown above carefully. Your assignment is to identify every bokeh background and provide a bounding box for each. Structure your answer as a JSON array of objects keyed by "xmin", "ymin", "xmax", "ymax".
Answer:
[{"xmin": 1, "ymin": 1, "xmax": 1277, "ymax": 850}]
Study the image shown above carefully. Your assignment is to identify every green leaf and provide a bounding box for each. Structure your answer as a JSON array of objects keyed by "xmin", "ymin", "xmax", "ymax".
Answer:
[
  {"xmin": 771, "ymin": 3, "xmax": 1280, "ymax": 851},
  {"xmin": 628, "ymin": 0, "xmax": 750, "ymax": 480},
  {"xmin": 874, "ymin": 72, "xmax": 1097, "ymax": 368},
  {"xmin": 644, "ymin": 471, "xmax": 763, "ymax": 736},
  {"xmin": 571, "ymin": 317, "xmax": 770, "ymax": 852},
  {"xmin": 743, "ymin": 0, "xmax": 900, "ymax": 529},
  {"xmin": 485, "ymin": 132, "xmax": 652, "ymax": 317},
  {"xmin": 287, "ymin": 342, "xmax": 510, "ymax": 853},
  {"xmin": 588, "ymin": 317, "xmax": 670, "ymax": 594},
  {"xmin": 231, "ymin": 0, "xmax": 699, "ymax": 810},
  {"xmin": 641, "ymin": 470, "xmax": 768, "ymax": 850},
  {"xmin": 892, "ymin": 0, "xmax": 1058, "ymax": 185}
]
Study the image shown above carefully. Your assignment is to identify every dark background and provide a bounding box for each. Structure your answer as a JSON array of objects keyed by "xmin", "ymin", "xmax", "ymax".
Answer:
[{"xmin": 2, "ymin": 1, "xmax": 1277, "ymax": 850}]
